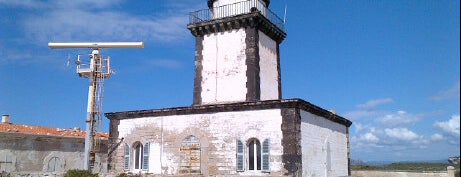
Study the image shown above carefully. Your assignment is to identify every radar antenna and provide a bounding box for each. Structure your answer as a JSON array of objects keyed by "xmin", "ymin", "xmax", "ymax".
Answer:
[{"xmin": 48, "ymin": 42, "xmax": 144, "ymax": 171}]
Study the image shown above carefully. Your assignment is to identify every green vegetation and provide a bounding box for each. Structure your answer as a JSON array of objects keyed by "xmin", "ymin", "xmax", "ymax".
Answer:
[
  {"xmin": 0, "ymin": 171, "xmax": 11, "ymax": 177},
  {"xmin": 116, "ymin": 173, "xmax": 143, "ymax": 177},
  {"xmin": 352, "ymin": 162, "xmax": 459, "ymax": 172},
  {"xmin": 64, "ymin": 169, "xmax": 98, "ymax": 177}
]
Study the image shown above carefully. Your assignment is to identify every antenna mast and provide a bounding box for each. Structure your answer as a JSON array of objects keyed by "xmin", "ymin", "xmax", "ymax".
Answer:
[{"xmin": 48, "ymin": 42, "xmax": 144, "ymax": 171}]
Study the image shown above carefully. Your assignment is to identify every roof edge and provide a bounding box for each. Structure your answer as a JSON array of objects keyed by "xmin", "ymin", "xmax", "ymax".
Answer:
[{"xmin": 105, "ymin": 98, "xmax": 352, "ymax": 127}]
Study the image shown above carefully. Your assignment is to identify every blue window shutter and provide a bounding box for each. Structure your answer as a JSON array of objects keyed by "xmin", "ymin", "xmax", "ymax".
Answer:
[
  {"xmin": 142, "ymin": 142, "xmax": 150, "ymax": 171},
  {"xmin": 262, "ymin": 139, "xmax": 270, "ymax": 172},
  {"xmin": 236, "ymin": 140, "xmax": 244, "ymax": 172},
  {"xmin": 124, "ymin": 143, "xmax": 130, "ymax": 171}
]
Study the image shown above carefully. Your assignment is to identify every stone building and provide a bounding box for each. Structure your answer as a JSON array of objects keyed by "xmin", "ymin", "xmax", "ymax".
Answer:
[
  {"xmin": 105, "ymin": 0, "xmax": 352, "ymax": 176},
  {"xmin": 0, "ymin": 115, "xmax": 108, "ymax": 176}
]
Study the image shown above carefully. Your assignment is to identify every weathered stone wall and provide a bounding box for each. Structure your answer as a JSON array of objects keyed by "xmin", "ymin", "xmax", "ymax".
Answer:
[
  {"xmin": 258, "ymin": 30, "xmax": 279, "ymax": 101},
  {"xmin": 280, "ymin": 108, "xmax": 302, "ymax": 177},
  {"xmin": 300, "ymin": 110, "xmax": 349, "ymax": 177},
  {"xmin": 0, "ymin": 132, "xmax": 108, "ymax": 176},
  {"xmin": 112, "ymin": 109, "xmax": 286, "ymax": 176},
  {"xmin": 197, "ymin": 27, "xmax": 280, "ymax": 105},
  {"xmin": 201, "ymin": 28, "xmax": 248, "ymax": 104}
]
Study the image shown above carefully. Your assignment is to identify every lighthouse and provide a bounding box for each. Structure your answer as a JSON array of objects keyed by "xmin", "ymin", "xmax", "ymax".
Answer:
[{"xmin": 107, "ymin": 1, "xmax": 351, "ymax": 176}]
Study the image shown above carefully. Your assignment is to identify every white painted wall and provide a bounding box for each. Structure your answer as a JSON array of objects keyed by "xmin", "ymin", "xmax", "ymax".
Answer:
[
  {"xmin": 300, "ymin": 110, "xmax": 349, "ymax": 177},
  {"xmin": 258, "ymin": 31, "xmax": 279, "ymax": 100},
  {"xmin": 201, "ymin": 29, "xmax": 248, "ymax": 104},
  {"xmin": 118, "ymin": 109, "xmax": 284, "ymax": 175}
]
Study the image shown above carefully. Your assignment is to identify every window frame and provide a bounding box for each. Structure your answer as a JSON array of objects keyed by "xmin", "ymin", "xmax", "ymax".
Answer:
[
  {"xmin": 133, "ymin": 142, "xmax": 144, "ymax": 171},
  {"xmin": 236, "ymin": 138, "xmax": 270, "ymax": 173},
  {"xmin": 248, "ymin": 138, "xmax": 261, "ymax": 171}
]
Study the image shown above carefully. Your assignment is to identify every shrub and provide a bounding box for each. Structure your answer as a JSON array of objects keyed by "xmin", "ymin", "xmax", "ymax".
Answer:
[
  {"xmin": 64, "ymin": 169, "xmax": 98, "ymax": 177},
  {"xmin": 0, "ymin": 171, "xmax": 12, "ymax": 177},
  {"xmin": 116, "ymin": 173, "xmax": 142, "ymax": 177}
]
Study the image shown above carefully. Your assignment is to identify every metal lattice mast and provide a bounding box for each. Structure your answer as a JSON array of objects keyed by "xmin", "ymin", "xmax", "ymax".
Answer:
[{"xmin": 48, "ymin": 42, "xmax": 144, "ymax": 171}]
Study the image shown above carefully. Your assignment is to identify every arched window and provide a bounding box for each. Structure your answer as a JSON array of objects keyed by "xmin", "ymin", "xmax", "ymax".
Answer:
[
  {"xmin": 125, "ymin": 142, "xmax": 149, "ymax": 172},
  {"xmin": 179, "ymin": 135, "xmax": 201, "ymax": 174},
  {"xmin": 238, "ymin": 138, "xmax": 269, "ymax": 172},
  {"xmin": 46, "ymin": 157, "xmax": 60, "ymax": 172},
  {"xmin": 248, "ymin": 139, "xmax": 261, "ymax": 171},
  {"xmin": 133, "ymin": 142, "xmax": 144, "ymax": 170}
]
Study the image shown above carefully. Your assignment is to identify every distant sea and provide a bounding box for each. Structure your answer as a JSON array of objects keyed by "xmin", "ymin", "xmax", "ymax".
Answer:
[{"xmin": 365, "ymin": 159, "xmax": 448, "ymax": 166}]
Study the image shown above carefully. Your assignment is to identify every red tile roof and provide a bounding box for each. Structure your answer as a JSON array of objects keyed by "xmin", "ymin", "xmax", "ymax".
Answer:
[{"xmin": 0, "ymin": 122, "xmax": 109, "ymax": 138}]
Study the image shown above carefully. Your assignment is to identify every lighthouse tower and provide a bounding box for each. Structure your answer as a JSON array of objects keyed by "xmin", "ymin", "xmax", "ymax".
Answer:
[{"xmin": 188, "ymin": 0, "xmax": 286, "ymax": 105}]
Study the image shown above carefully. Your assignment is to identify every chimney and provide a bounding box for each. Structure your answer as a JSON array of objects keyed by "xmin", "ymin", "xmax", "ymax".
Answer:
[
  {"xmin": 2, "ymin": 114, "xmax": 10, "ymax": 124},
  {"xmin": 329, "ymin": 110, "xmax": 337, "ymax": 115}
]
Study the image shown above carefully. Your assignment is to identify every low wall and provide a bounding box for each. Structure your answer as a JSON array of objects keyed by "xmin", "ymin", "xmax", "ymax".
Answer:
[{"xmin": 352, "ymin": 170, "xmax": 448, "ymax": 177}]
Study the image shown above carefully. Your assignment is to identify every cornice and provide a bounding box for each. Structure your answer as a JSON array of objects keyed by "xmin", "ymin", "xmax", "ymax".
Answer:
[{"xmin": 187, "ymin": 12, "xmax": 286, "ymax": 43}]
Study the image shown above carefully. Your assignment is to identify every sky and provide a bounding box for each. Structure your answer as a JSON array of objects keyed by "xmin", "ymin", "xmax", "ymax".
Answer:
[{"xmin": 0, "ymin": 0, "xmax": 459, "ymax": 163}]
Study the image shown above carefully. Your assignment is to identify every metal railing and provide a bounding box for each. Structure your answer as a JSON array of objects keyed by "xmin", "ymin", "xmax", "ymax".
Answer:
[{"xmin": 189, "ymin": 0, "xmax": 285, "ymax": 31}]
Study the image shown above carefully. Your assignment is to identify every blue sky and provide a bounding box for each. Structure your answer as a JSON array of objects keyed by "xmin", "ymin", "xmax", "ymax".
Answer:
[{"xmin": 0, "ymin": 0, "xmax": 459, "ymax": 162}]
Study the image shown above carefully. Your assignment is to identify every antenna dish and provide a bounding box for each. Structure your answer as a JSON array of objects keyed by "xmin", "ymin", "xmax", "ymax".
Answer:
[{"xmin": 48, "ymin": 42, "xmax": 144, "ymax": 49}]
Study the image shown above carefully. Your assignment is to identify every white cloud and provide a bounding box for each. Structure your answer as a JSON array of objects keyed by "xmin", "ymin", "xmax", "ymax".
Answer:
[
  {"xmin": 344, "ymin": 98, "xmax": 394, "ymax": 120},
  {"xmin": 359, "ymin": 132, "xmax": 380, "ymax": 143},
  {"xmin": 430, "ymin": 82, "xmax": 460, "ymax": 101},
  {"xmin": 384, "ymin": 128, "xmax": 419, "ymax": 141},
  {"xmin": 430, "ymin": 133, "xmax": 444, "ymax": 141},
  {"xmin": 24, "ymin": 8, "xmax": 189, "ymax": 44},
  {"xmin": 434, "ymin": 115, "xmax": 460, "ymax": 136},
  {"xmin": 1, "ymin": 0, "xmax": 201, "ymax": 64},
  {"xmin": 5, "ymin": 0, "xmax": 199, "ymax": 46},
  {"xmin": 377, "ymin": 110, "xmax": 420, "ymax": 126},
  {"xmin": 357, "ymin": 98, "xmax": 393, "ymax": 110},
  {"xmin": 353, "ymin": 123, "xmax": 377, "ymax": 133}
]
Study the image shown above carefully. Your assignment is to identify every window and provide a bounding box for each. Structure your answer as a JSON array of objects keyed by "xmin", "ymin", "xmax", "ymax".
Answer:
[
  {"xmin": 248, "ymin": 139, "xmax": 261, "ymax": 171},
  {"xmin": 179, "ymin": 135, "xmax": 201, "ymax": 174},
  {"xmin": 46, "ymin": 157, "xmax": 60, "ymax": 172},
  {"xmin": 236, "ymin": 138, "xmax": 270, "ymax": 173},
  {"xmin": 124, "ymin": 142, "xmax": 149, "ymax": 172},
  {"xmin": 133, "ymin": 142, "xmax": 143, "ymax": 170}
]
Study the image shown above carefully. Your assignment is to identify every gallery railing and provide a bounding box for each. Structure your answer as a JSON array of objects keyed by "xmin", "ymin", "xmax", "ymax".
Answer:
[{"xmin": 189, "ymin": 0, "xmax": 285, "ymax": 31}]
